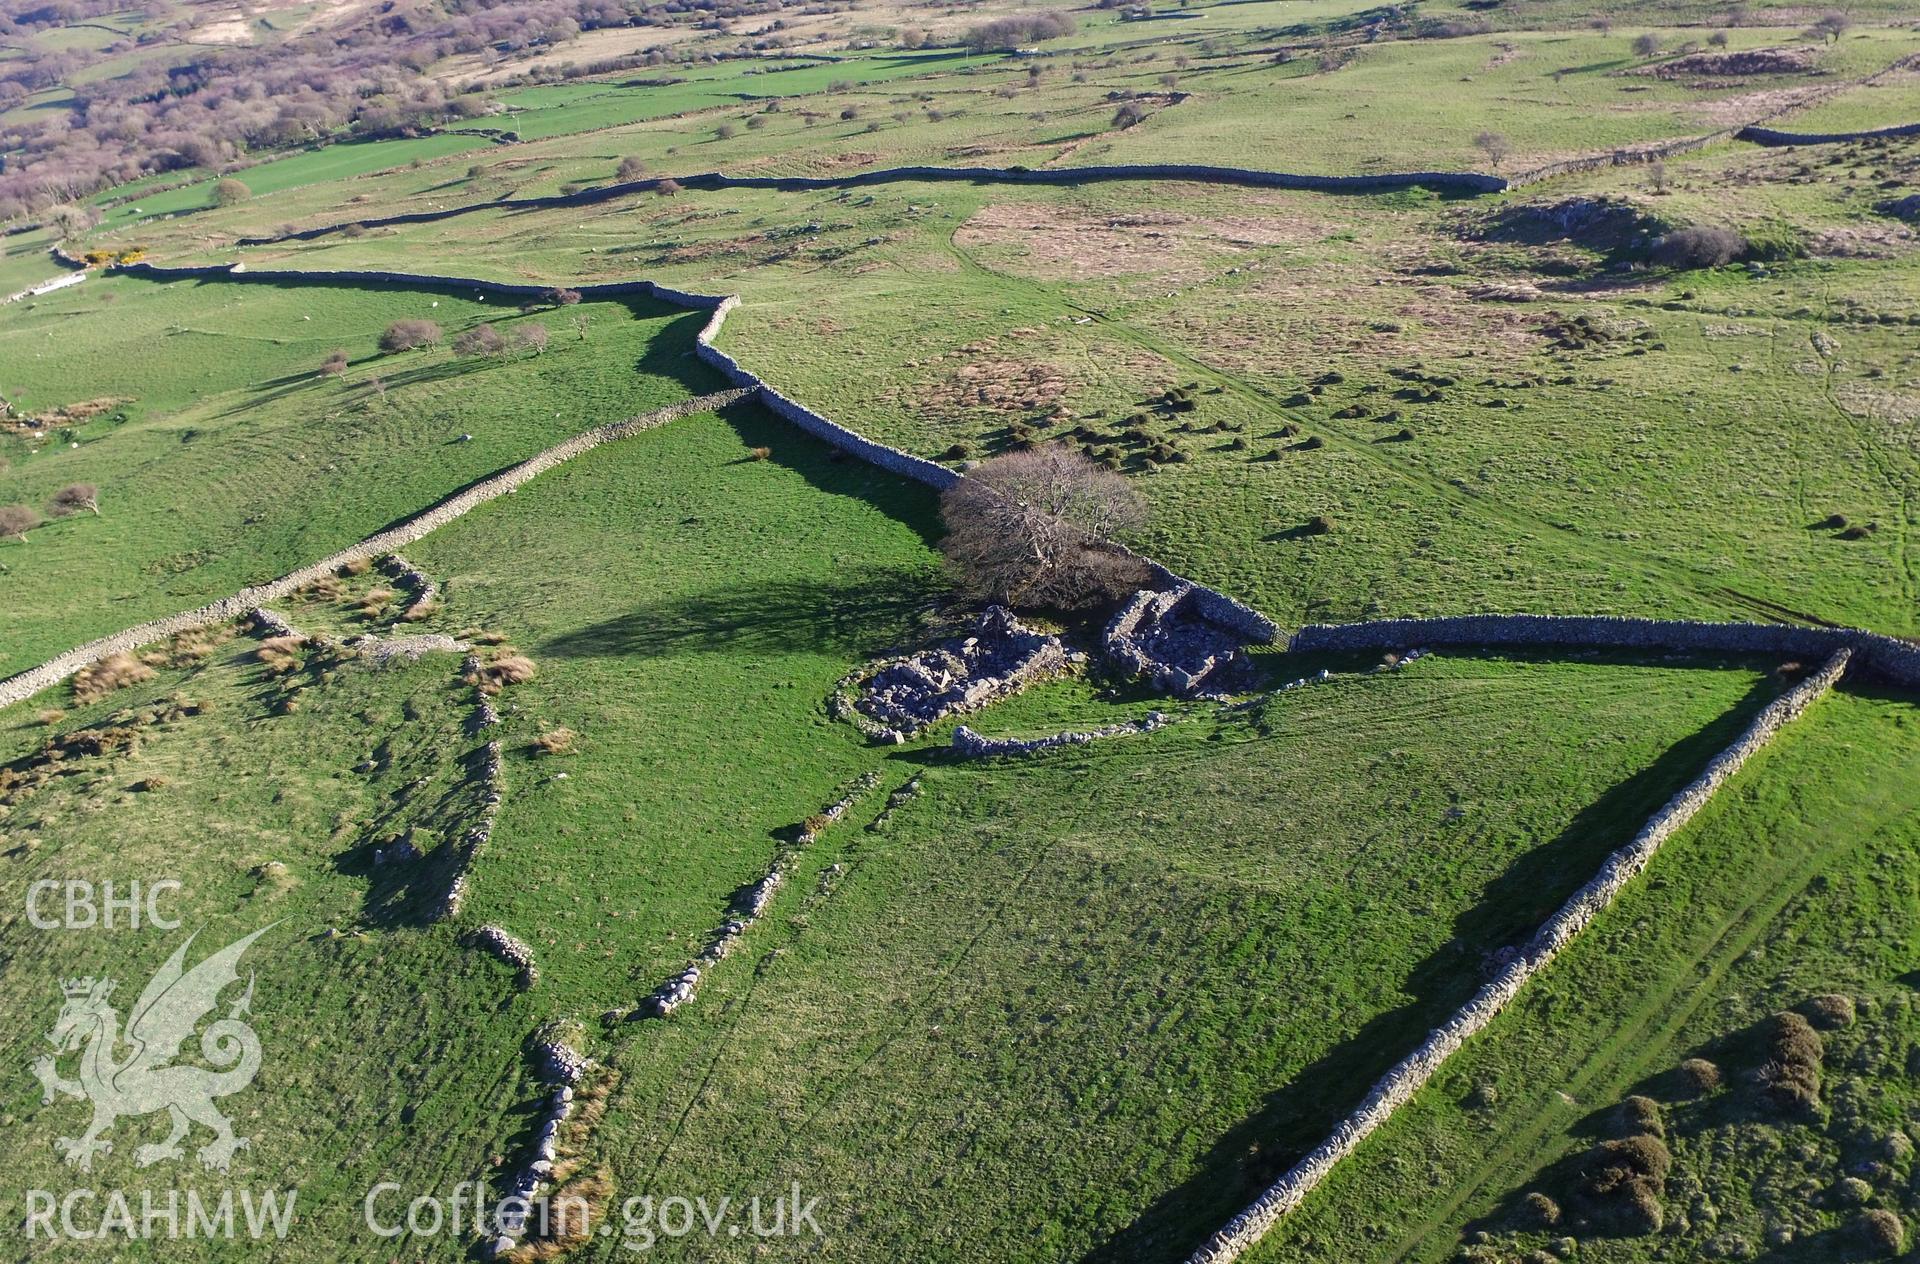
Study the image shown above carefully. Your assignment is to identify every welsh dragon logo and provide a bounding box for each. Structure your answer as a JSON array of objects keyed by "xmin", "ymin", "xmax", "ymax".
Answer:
[{"xmin": 32, "ymin": 926, "xmax": 273, "ymax": 1173}]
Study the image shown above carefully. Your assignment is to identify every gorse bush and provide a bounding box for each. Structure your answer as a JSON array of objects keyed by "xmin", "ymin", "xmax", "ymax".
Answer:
[{"xmin": 1753, "ymin": 1010, "xmax": 1824, "ymax": 1114}]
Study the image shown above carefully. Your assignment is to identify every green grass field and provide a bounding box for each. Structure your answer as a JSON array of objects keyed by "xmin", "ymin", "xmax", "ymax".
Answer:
[
  {"xmin": 1253, "ymin": 683, "xmax": 1920, "ymax": 1263},
  {"xmin": 7, "ymin": 0, "xmax": 1920, "ymax": 1257},
  {"xmin": 0, "ymin": 274, "xmax": 714, "ymax": 672}
]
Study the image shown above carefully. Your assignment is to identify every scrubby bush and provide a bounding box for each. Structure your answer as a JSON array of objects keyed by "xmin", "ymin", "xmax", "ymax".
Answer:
[
  {"xmin": 1858, "ymin": 1209, "xmax": 1904, "ymax": 1256},
  {"xmin": 213, "ymin": 177, "xmax": 250, "ymax": 207},
  {"xmin": 72, "ymin": 651, "xmax": 156, "ymax": 704},
  {"xmin": 379, "ymin": 319, "xmax": 442, "ymax": 352},
  {"xmin": 320, "ymin": 349, "xmax": 350, "ymax": 376},
  {"xmin": 748, "ymin": 446, "xmax": 771, "ymax": 460},
  {"xmin": 656, "ymin": 178, "xmax": 683, "ymax": 197},
  {"xmin": 0, "ymin": 504, "xmax": 40, "ymax": 541},
  {"xmin": 48, "ymin": 483, "xmax": 99, "ymax": 517},
  {"xmin": 1617, "ymin": 1095, "xmax": 1664, "ymax": 1138},
  {"xmin": 255, "ymin": 636, "xmax": 308, "ymax": 674},
  {"xmin": 1651, "ymin": 225, "xmax": 1744, "ymax": 269},
  {"xmin": 467, "ymin": 651, "xmax": 537, "ymax": 694},
  {"xmin": 1753, "ymin": 1010, "xmax": 1824, "ymax": 1114},
  {"xmin": 1580, "ymin": 1133, "xmax": 1671, "ymax": 1235},
  {"xmin": 452, "ymin": 324, "xmax": 508, "ymax": 357},
  {"xmin": 963, "ymin": 12, "xmax": 1075, "ymax": 51},
  {"xmin": 1522, "ymin": 1191, "xmax": 1560, "ymax": 1227},
  {"xmin": 533, "ymin": 727, "xmax": 576, "ymax": 755},
  {"xmin": 616, "ymin": 156, "xmax": 647, "ymax": 180},
  {"xmin": 1678, "ymin": 1057, "xmax": 1721, "ymax": 1094},
  {"xmin": 1804, "ymin": 993, "xmax": 1856, "ymax": 1029}
]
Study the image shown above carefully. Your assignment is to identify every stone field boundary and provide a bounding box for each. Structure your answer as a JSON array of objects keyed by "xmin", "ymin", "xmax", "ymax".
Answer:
[
  {"xmin": 0, "ymin": 385, "xmax": 750, "ymax": 710},
  {"xmin": 1187, "ymin": 645, "xmax": 1856, "ymax": 1262}
]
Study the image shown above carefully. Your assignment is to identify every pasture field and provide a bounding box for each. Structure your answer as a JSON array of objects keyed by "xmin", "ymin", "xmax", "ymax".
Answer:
[
  {"xmin": 1255, "ymin": 683, "xmax": 1920, "ymax": 1263},
  {"xmin": 6, "ymin": 0, "xmax": 1920, "ymax": 1257},
  {"xmin": 0, "ymin": 636, "xmax": 540, "ymax": 1256},
  {"xmin": 0, "ymin": 274, "xmax": 714, "ymax": 672},
  {"xmin": 594, "ymin": 650, "xmax": 1778, "ymax": 1261}
]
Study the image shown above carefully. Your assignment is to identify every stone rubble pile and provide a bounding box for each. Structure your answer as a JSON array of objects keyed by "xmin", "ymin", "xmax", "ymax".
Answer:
[
  {"xmin": 1105, "ymin": 585, "xmax": 1255, "ymax": 698},
  {"xmin": 354, "ymin": 632, "xmax": 470, "ymax": 666},
  {"xmin": 248, "ymin": 608, "xmax": 306, "ymax": 640},
  {"xmin": 471, "ymin": 924, "xmax": 539, "ymax": 988},
  {"xmin": 436, "ymin": 740, "xmax": 503, "ymax": 922},
  {"xmin": 380, "ymin": 553, "xmax": 439, "ymax": 619},
  {"xmin": 951, "ymin": 712, "xmax": 1171, "ymax": 759},
  {"xmin": 636, "ymin": 772, "xmax": 881, "ymax": 1020},
  {"xmin": 851, "ymin": 608, "xmax": 1066, "ymax": 741},
  {"xmin": 487, "ymin": 1040, "xmax": 588, "ymax": 1259}
]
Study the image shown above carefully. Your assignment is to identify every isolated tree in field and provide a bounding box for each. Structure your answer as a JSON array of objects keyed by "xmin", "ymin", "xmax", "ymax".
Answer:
[
  {"xmin": 1473, "ymin": 130, "xmax": 1511, "ymax": 169},
  {"xmin": 1808, "ymin": 11, "xmax": 1851, "ymax": 42},
  {"xmin": 939, "ymin": 446, "xmax": 1152, "ymax": 609},
  {"xmin": 616, "ymin": 156, "xmax": 647, "ymax": 180},
  {"xmin": 1708, "ymin": 29, "xmax": 1729, "ymax": 46},
  {"xmin": 379, "ymin": 319, "xmax": 441, "ymax": 352},
  {"xmin": 1113, "ymin": 100, "xmax": 1148, "ymax": 128},
  {"xmin": 452, "ymin": 324, "xmax": 507, "ymax": 357},
  {"xmin": 1631, "ymin": 32, "xmax": 1662, "ymax": 58},
  {"xmin": 320, "ymin": 349, "xmax": 349, "ymax": 376},
  {"xmin": 213, "ymin": 177, "xmax": 251, "ymax": 207},
  {"xmin": 0, "ymin": 504, "xmax": 40, "ymax": 541},
  {"xmin": 656, "ymin": 177, "xmax": 684, "ymax": 196},
  {"xmin": 515, "ymin": 324, "xmax": 551, "ymax": 355},
  {"xmin": 48, "ymin": 483, "xmax": 99, "ymax": 516}
]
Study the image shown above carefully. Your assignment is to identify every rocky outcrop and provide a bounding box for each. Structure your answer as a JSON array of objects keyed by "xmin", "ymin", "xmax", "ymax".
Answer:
[
  {"xmin": 850, "ymin": 607, "xmax": 1067, "ymax": 741},
  {"xmin": 1105, "ymin": 585, "xmax": 1255, "ymax": 698},
  {"xmin": 952, "ymin": 711, "xmax": 1170, "ymax": 758},
  {"xmin": 247, "ymin": 608, "xmax": 304, "ymax": 639},
  {"xmin": 379, "ymin": 552, "xmax": 439, "ymax": 618},
  {"xmin": 1185, "ymin": 650, "xmax": 1853, "ymax": 1263}
]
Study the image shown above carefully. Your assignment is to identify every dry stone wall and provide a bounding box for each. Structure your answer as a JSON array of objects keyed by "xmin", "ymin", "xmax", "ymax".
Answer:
[
  {"xmin": 1739, "ymin": 121, "xmax": 1920, "ymax": 146},
  {"xmin": 235, "ymin": 165, "xmax": 1504, "ymax": 246},
  {"xmin": 951, "ymin": 711, "xmax": 1171, "ymax": 758},
  {"xmin": 1289, "ymin": 614, "xmax": 1920, "ymax": 689},
  {"xmin": 1185, "ymin": 648, "xmax": 1852, "ymax": 1263},
  {"xmin": 0, "ymin": 387, "xmax": 749, "ymax": 712}
]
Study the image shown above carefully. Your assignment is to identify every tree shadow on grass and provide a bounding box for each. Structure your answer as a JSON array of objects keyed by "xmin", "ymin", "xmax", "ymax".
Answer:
[
  {"xmin": 1084, "ymin": 671, "xmax": 1785, "ymax": 1263},
  {"xmin": 541, "ymin": 569, "xmax": 947, "ymax": 663}
]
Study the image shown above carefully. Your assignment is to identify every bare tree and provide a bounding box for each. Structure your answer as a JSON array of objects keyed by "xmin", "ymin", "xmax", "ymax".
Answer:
[
  {"xmin": 572, "ymin": 312, "xmax": 592, "ymax": 341},
  {"xmin": 939, "ymin": 446, "xmax": 1152, "ymax": 609},
  {"xmin": 0, "ymin": 504, "xmax": 40, "ymax": 541},
  {"xmin": 48, "ymin": 483, "xmax": 99, "ymax": 517},
  {"xmin": 1632, "ymin": 32, "xmax": 1662, "ymax": 58},
  {"xmin": 1807, "ymin": 11, "xmax": 1851, "ymax": 42},
  {"xmin": 515, "ymin": 324, "xmax": 551, "ymax": 355},
  {"xmin": 656, "ymin": 177, "xmax": 684, "ymax": 196},
  {"xmin": 1473, "ymin": 130, "xmax": 1511, "ymax": 169},
  {"xmin": 616, "ymin": 156, "xmax": 647, "ymax": 180},
  {"xmin": 320, "ymin": 349, "xmax": 349, "ymax": 376}
]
